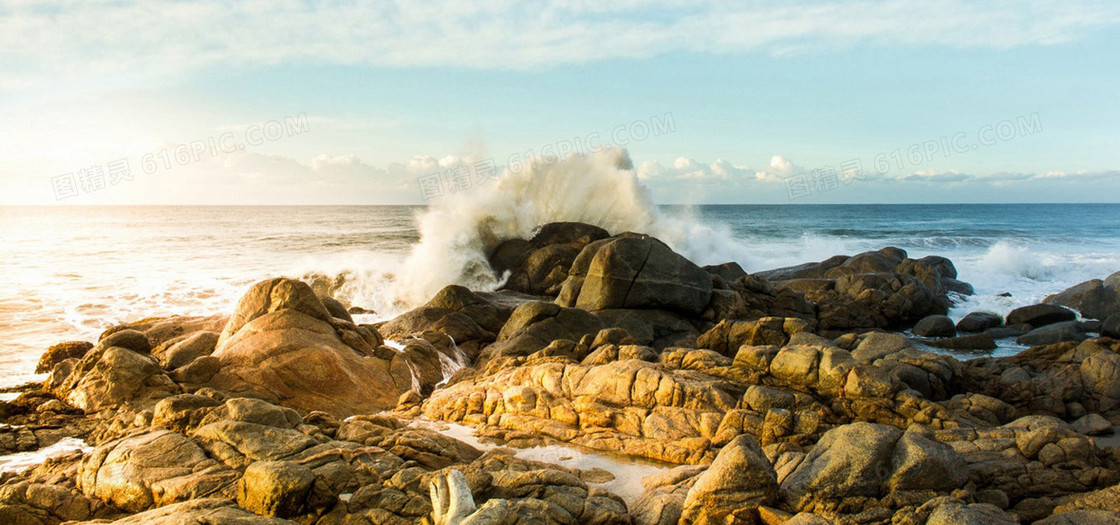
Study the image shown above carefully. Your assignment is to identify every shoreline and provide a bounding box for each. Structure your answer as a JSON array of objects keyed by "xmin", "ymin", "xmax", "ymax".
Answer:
[{"xmin": 2, "ymin": 222, "xmax": 1119, "ymax": 523}]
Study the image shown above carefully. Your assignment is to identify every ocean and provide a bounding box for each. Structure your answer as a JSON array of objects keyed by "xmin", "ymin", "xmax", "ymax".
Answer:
[{"xmin": 3, "ymin": 202, "xmax": 1119, "ymax": 391}]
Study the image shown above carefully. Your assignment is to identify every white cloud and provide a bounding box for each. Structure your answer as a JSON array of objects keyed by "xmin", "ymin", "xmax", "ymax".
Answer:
[
  {"xmin": 2, "ymin": 0, "xmax": 1119, "ymax": 90},
  {"xmin": 901, "ymin": 170, "xmax": 974, "ymax": 183}
]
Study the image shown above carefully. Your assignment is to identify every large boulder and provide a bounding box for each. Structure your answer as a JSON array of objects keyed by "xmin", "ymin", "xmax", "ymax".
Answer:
[
  {"xmin": 680, "ymin": 434, "xmax": 778, "ymax": 524},
  {"xmin": 208, "ymin": 278, "xmax": 406, "ymax": 416},
  {"xmin": 780, "ymin": 423, "xmax": 967, "ymax": 511},
  {"xmin": 1006, "ymin": 304, "xmax": 1077, "ymax": 329},
  {"xmin": 913, "ymin": 315, "xmax": 957, "ymax": 337},
  {"xmin": 956, "ymin": 312, "xmax": 1003, "ymax": 333},
  {"xmin": 1045, "ymin": 276, "xmax": 1120, "ymax": 321},
  {"xmin": 237, "ymin": 461, "xmax": 315, "ymax": 518},
  {"xmin": 78, "ymin": 430, "xmax": 238, "ymax": 513},
  {"xmin": 1016, "ymin": 321, "xmax": 1088, "ymax": 346},
  {"xmin": 89, "ymin": 498, "xmax": 295, "ymax": 524},
  {"xmin": 557, "ymin": 235, "xmax": 713, "ymax": 316},
  {"xmin": 53, "ymin": 337, "xmax": 174, "ymax": 412},
  {"xmin": 481, "ymin": 301, "xmax": 604, "ymax": 360},
  {"xmin": 493, "ymin": 222, "xmax": 611, "ymax": 296}
]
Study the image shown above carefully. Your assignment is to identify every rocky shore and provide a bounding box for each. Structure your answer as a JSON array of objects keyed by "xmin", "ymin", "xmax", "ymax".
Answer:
[{"xmin": 2, "ymin": 222, "xmax": 1120, "ymax": 524}]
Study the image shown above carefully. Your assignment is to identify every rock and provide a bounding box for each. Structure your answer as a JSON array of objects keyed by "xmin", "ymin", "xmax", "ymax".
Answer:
[
  {"xmin": 851, "ymin": 332, "xmax": 913, "ymax": 363},
  {"xmin": 680, "ymin": 434, "xmax": 778, "ymax": 523},
  {"xmin": 888, "ymin": 431, "xmax": 968, "ymax": 492},
  {"xmin": 99, "ymin": 329, "xmax": 153, "ymax": 354},
  {"xmin": 1006, "ymin": 304, "xmax": 1077, "ymax": 329},
  {"xmin": 942, "ymin": 278, "xmax": 975, "ymax": 296},
  {"xmin": 169, "ymin": 355, "xmax": 222, "ymax": 384},
  {"xmin": 698, "ymin": 317, "xmax": 810, "ymax": 357},
  {"xmin": 593, "ymin": 308, "xmax": 698, "ymax": 349},
  {"xmin": 208, "ymin": 278, "xmax": 405, "ymax": 416},
  {"xmin": 1072, "ymin": 414, "xmax": 1112, "ymax": 436},
  {"xmin": 956, "ymin": 312, "xmax": 1003, "ymax": 333},
  {"xmin": 558, "ymin": 235, "xmax": 713, "ymax": 316},
  {"xmin": 318, "ymin": 295, "xmax": 353, "ymax": 323},
  {"xmin": 157, "ymin": 331, "xmax": 219, "ymax": 370},
  {"xmin": 1016, "ymin": 321, "xmax": 1087, "ymax": 346},
  {"xmin": 704, "ymin": 262, "xmax": 749, "ymax": 283},
  {"xmin": 483, "ymin": 301, "xmax": 604, "ymax": 359},
  {"xmin": 780, "ymin": 422, "xmax": 902, "ymax": 510},
  {"xmin": 1103, "ymin": 313, "xmax": 1120, "ymax": 338},
  {"xmin": 92, "ymin": 498, "xmax": 296, "ymax": 524},
  {"xmin": 237, "ymin": 460, "xmax": 315, "ymax": 518},
  {"xmin": 984, "ymin": 326, "xmax": 1026, "ymax": 339},
  {"xmin": 914, "ymin": 315, "xmax": 957, "ymax": 337},
  {"xmin": 58, "ymin": 344, "xmax": 165, "ymax": 412},
  {"xmin": 925, "ymin": 334, "xmax": 997, "ymax": 351},
  {"xmin": 78, "ymin": 429, "xmax": 238, "ymax": 513},
  {"xmin": 1045, "ymin": 278, "xmax": 1120, "ymax": 321},
  {"xmin": 1035, "ymin": 510, "xmax": 1120, "ymax": 525},
  {"xmin": 924, "ymin": 499, "xmax": 1019, "ymax": 524},
  {"xmin": 35, "ymin": 341, "xmax": 92, "ymax": 373},
  {"xmin": 1081, "ymin": 349, "xmax": 1120, "ymax": 412}
]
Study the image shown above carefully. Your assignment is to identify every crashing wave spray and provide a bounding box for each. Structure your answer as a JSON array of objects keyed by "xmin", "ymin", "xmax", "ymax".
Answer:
[{"xmin": 393, "ymin": 148, "xmax": 754, "ymax": 306}]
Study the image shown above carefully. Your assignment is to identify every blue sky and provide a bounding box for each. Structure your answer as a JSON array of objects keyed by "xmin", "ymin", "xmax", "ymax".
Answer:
[{"xmin": 1, "ymin": 0, "xmax": 1118, "ymax": 204}]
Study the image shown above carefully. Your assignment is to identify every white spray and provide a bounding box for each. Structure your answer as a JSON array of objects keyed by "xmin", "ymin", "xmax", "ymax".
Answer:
[{"xmin": 392, "ymin": 148, "xmax": 755, "ymax": 306}]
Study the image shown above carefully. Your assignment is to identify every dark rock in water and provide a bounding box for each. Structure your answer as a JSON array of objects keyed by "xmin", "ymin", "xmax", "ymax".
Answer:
[
  {"xmin": 1006, "ymin": 304, "xmax": 1076, "ymax": 329},
  {"xmin": 942, "ymin": 278, "xmax": 975, "ymax": 296},
  {"xmin": 1103, "ymin": 313, "xmax": 1120, "ymax": 338},
  {"xmin": 997, "ymin": 292, "xmax": 1012, "ymax": 297},
  {"xmin": 492, "ymin": 222, "xmax": 610, "ymax": 296},
  {"xmin": 703, "ymin": 261, "xmax": 749, "ymax": 283},
  {"xmin": 346, "ymin": 305, "xmax": 375, "ymax": 315},
  {"xmin": 757, "ymin": 254, "xmax": 848, "ymax": 281},
  {"xmin": 957, "ymin": 311, "xmax": 1003, "ymax": 333},
  {"xmin": 1044, "ymin": 276, "xmax": 1120, "ymax": 320},
  {"xmin": 99, "ymin": 329, "xmax": 152, "ymax": 354},
  {"xmin": 919, "ymin": 255, "xmax": 958, "ymax": 279},
  {"xmin": 36, "ymin": 341, "xmax": 93, "ymax": 373},
  {"xmin": 926, "ymin": 333, "xmax": 998, "ymax": 351},
  {"xmin": 318, "ymin": 295, "xmax": 354, "ymax": 323},
  {"xmin": 1083, "ymin": 319, "xmax": 1102, "ymax": 333},
  {"xmin": 1016, "ymin": 321, "xmax": 1087, "ymax": 346},
  {"xmin": 557, "ymin": 235, "xmax": 713, "ymax": 316},
  {"xmin": 984, "ymin": 326, "xmax": 1026, "ymax": 339},
  {"xmin": 913, "ymin": 315, "xmax": 957, "ymax": 337}
]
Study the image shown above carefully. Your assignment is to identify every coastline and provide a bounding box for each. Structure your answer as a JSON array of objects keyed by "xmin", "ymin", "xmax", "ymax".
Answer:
[{"xmin": 2, "ymin": 221, "xmax": 1119, "ymax": 523}]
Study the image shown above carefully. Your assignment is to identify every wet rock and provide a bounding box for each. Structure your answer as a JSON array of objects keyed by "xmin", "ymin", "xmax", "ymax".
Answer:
[
  {"xmin": 1006, "ymin": 304, "xmax": 1077, "ymax": 329},
  {"xmin": 913, "ymin": 315, "xmax": 957, "ymax": 337},
  {"xmin": 956, "ymin": 311, "xmax": 1003, "ymax": 333},
  {"xmin": 1017, "ymin": 321, "xmax": 1087, "ymax": 346},
  {"xmin": 926, "ymin": 334, "xmax": 998, "ymax": 351},
  {"xmin": 1045, "ymin": 278, "xmax": 1120, "ymax": 321}
]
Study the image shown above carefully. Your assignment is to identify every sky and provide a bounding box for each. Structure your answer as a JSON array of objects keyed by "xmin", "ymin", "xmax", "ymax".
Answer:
[{"xmin": 1, "ymin": 0, "xmax": 1118, "ymax": 205}]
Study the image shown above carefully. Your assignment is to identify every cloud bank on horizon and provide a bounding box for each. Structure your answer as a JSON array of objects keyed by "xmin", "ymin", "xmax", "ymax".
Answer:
[{"xmin": 1, "ymin": 0, "xmax": 1118, "ymax": 204}]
